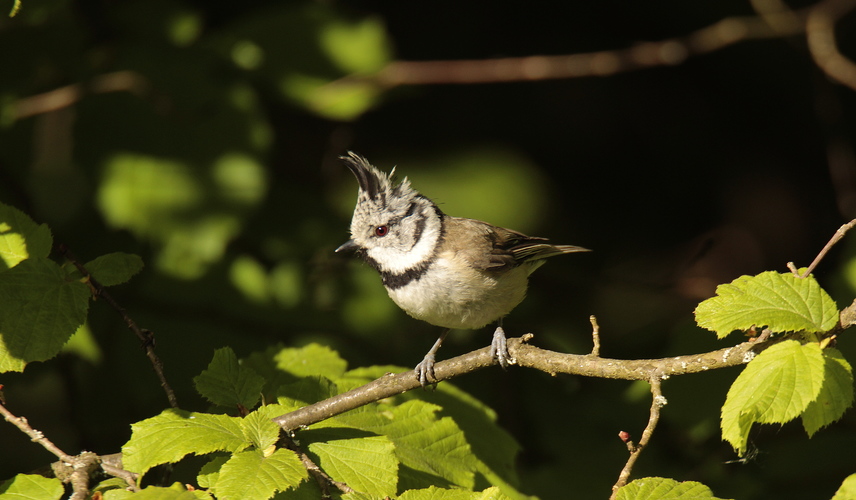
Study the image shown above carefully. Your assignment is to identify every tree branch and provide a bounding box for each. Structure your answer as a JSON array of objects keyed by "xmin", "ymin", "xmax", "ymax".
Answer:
[
  {"xmin": 371, "ymin": 12, "xmax": 805, "ymax": 87},
  {"xmin": 0, "ymin": 400, "xmax": 102, "ymax": 499},
  {"xmin": 11, "ymin": 71, "xmax": 149, "ymax": 120},
  {"xmin": 610, "ymin": 378, "xmax": 666, "ymax": 497},
  {"xmin": 0, "ymin": 400, "xmax": 74, "ymax": 463},
  {"xmin": 794, "ymin": 218, "xmax": 856, "ymax": 278},
  {"xmin": 273, "ymin": 334, "xmax": 768, "ymax": 431},
  {"xmin": 58, "ymin": 244, "xmax": 179, "ymax": 409},
  {"xmin": 807, "ymin": 0, "xmax": 856, "ymax": 92}
]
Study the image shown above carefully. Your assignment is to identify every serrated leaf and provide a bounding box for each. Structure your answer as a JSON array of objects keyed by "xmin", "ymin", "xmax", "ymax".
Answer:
[
  {"xmin": 695, "ymin": 271, "xmax": 838, "ymax": 339},
  {"xmin": 614, "ymin": 477, "xmax": 730, "ymax": 500},
  {"xmin": 92, "ymin": 477, "xmax": 135, "ymax": 497},
  {"xmin": 194, "ymin": 347, "xmax": 264, "ymax": 409},
  {"xmin": 197, "ymin": 455, "xmax": 230, "ymax": 489},
  {"xmin": 832, "ymin": 473, "xmax": 856, "ymax": 500},
  {"xmin": 721, "ymin": 340, "xmax": 825, "ymax": 454},
  {"xmin": 241, "ymin": 406, "xmax": 284, "ymax": 450},
  {"xmin": 397, "ymin": 485, "xmax": 495, "ymax": 500},
  {"xmin": 274, "ymin": 343, "xmax": 348, "ymax": 379},
  {"xmin": 338, "ymin": 400, "xmax": 478, "ymax": 489},
  {"xmin": 104, "ymin": 483, "xmax": 213, "ymax": 500},
  {"xmin": 0, "ymin": 474, "xmax": 64, "ymax": 500},
  {"xmin": 0, "ymin": 257, "xmax": 90, "ymax": 372},
  {"xmin": 802, "ymin": 348, "xmax": 854, "ymax": 436},
  {"xmin": 426, "ymin": 383, "xmax": 521, "ymax": 490},
  {"xmin": 0, "ymin": 202, "xmax": 52, "ymax": 270},
  {"xmin": 122, "ymin": 409, "xmax": 248, "ymax": 476},
  {"xmin": 84, "ymin": 252, "xmax": 144, "ymax": 286},
  {"xmin": 277, "ymin": 376, "xmax": 339, "ymax": 407},
  {"xmin": 342, "ymin": 492, "xmax": 388, "ymax": 500},
  {"xmin": 306, "ymin": 427, "xmax": 398, "ymax": 497},
  {"xmin": 212, "ymin": 448, "xmax": 307, "ymax": 500}
]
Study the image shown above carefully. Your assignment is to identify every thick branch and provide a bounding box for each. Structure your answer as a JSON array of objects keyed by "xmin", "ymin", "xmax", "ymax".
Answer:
[{"xmin": 273, "ymin": 334, "xmax": 765, "ymax": 431}]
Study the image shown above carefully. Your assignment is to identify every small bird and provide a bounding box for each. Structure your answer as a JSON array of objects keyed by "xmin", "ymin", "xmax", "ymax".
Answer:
[{"xmin": 336, "ymin": 152, "xmax": 589, "ymax": 385}]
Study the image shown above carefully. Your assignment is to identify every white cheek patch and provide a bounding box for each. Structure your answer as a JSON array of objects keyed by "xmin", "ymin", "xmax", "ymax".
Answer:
[{"xmin": 368, "ymin": 215, "xmax": 441, "ymax": 274}]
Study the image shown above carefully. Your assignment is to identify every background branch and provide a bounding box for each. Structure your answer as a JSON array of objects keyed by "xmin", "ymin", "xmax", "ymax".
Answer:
[
  {"xmin": 10, "ymin": 71, "xmax": 149, "ymax": 120},
  {"xmin": 807, "ymin": 0, "xmax": 856, "ymax": 91},
  {"xmin": 372, "ymin": 13, "xmax": 805, "ymax": 87}
]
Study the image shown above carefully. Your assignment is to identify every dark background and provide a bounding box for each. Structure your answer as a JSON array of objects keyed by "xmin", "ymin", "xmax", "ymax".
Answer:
[{"xmin": 1, "ymin": 0, "xmax": 855, "ymax": 498}]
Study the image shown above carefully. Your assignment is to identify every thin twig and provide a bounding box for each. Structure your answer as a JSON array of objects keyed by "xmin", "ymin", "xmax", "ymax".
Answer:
[
  {"xmin": 797, "ymin": 219, "xmax": 856, "ymax": 278},
  {"xmin": 0, "ymin": 400, "xmax": 73, "ymax": 462},
  {"xmin": 610, "ymin": 377, "xmax": 666, "ymax": 497},
  {"xmin": 589, "ymin": 315, "xmax": 601, "ymax": 357},
  {"xmin": 282, "ymin": 433, "xmax": 353, "ymax": 497},
  {"xmin": 0, "ymin": 400, "xmax": 101, "ymax": 499},
  {"xmin": 100, "ymin": 453, "xmax": 140, "ymax": 491},
  {"xmin": 58, "ymin": 244, "xmax": 179, "ymax": 408},
  {"xmin": 11, "ymin": 71, "xmax": 149, "ymax": 120}
]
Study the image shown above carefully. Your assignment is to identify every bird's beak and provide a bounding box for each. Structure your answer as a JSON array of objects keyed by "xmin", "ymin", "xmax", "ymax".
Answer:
[{"xmin": 335, "ymin": 239, "xmax": 359, "ymax": 253}]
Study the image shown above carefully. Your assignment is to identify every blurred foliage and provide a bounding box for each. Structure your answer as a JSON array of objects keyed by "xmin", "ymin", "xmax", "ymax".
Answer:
[{"xmin": 1, "ymin": 0, "xmax": 856, "ymax": 498}]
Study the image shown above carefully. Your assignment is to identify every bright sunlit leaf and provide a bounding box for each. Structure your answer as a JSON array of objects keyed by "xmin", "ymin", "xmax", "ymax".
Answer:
[
  {"xmin": 721, "ymin": 341, "xmax": 825, "ymax": 455},
  {"xmin": 695, "ymin": 271, "xmax": 838, "ymax": 339}
]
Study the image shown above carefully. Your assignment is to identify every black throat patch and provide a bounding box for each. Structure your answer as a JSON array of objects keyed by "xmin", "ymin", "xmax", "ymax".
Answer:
[{"xmin": 362, "ymin": 202, "xmax": 445, "ymax": 290}]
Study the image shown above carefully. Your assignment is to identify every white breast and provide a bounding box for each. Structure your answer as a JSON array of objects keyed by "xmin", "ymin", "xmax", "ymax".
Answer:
[{"xmin": 386, "ymin": 256, "xmax": 532, "ymax": 330}]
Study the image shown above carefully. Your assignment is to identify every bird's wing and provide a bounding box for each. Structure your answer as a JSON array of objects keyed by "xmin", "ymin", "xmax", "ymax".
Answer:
[{"xmin": 446, "ymin": 218, "xmax": 588, "ymax": 272}]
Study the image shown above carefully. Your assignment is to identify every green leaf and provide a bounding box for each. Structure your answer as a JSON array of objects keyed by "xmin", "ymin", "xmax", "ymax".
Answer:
[
  {"xmin": 84, "ymin": 252, "xmax": 144, "ymax": 286},
  {"xmin": 122, "ymin": 409, "xmax": 248, "ymax": 476},
  {"xmin": 614, "ymin": 477, "xmax": 730, "ymax": 500},
  {"xmin": 9, "ymin": 0, "xmax": 21, "ymax": 17},
  {"xmin": 197, "ymin": 455, "xmax": 229, "ymax": 489},
  {"xmin": 277, "ymin": 376, "xmax": 339, "ymax": 408},
  {"xmin": 319, "ymin": 17, "xmax": 391, "ymax": 74},
  {"xmin": 0, "ymin": 202, "xmax": 52, "ymax": 270},
  {"xmin": 240, "ymin": 406, "xmax": 284, "ymax": 451},
  {"xmin": 721, "ymin": 341, "xmax": 825, "ymax": 454},
  {"xmin": 212, "ymin": 448, "xmax": 307, "ymax": 500},
  {"xmin": 0, "ymin": 257, "xmax": 90, "ymax": 372},
  {"xmin": 832, "ymin": 473, "xmax": 856, "ymax": 500},
  {"xmin": 338, "ymin": 400, "xmax": 478, "ymax": 489},
  {"xmin": 305, "ymin": 427, "xmax": 398, "ymax": 498},
  {"xmin": 802, "ymin": 348, "xmax": 854, "ymax": 437},
  {"xmin": 0, "ymin": 474, "xmax": 64, "ymax": 500},
  {"xmin": 103, "ymin": 483, "xmax": 213, "ymax": 500},
  {"xmin": 274, "ymin": 343, "xmax": 348, "ymax": 379},
  {"xmin": 280, "ymin": 74, "xmax": 382, "ymax": 122},
  {"xmin": 694, "ymin": 271, "xmax": 838, "ymax": 339},
  {"xmin": 194, "ymin": 347, "xmax": 264, "ymax": 409},
  {"xmin": 397, "ymin": 486, "xmax": 508, "ymax": 500}
]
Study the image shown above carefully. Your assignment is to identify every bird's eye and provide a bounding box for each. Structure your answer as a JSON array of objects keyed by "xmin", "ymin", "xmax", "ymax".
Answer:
[{"xmin": 375, "ymin": 225, "xmax": 389, "ymax": 237}]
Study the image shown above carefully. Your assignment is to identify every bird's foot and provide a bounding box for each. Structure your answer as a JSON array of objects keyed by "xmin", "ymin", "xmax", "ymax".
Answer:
[
  {"xmin": 490, "ymin": 326, "xmax": 515, "ymax": 369},
  {"xmin": 414, "ymin": 354, "xmax": 437, "ymax": 387},
  {"xmin": 415, "ymin": 330, "xmax": 448, "ymax": 387}
]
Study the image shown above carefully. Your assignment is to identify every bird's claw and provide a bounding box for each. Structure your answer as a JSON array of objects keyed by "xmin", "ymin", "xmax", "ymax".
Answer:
[
  {"xmin": 490, "ymin": 326, "xmax": 514, "ymax": 369},
  {"xmin": 415, "ymin": 354, "xmax": 437, "ymax": 387}
]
